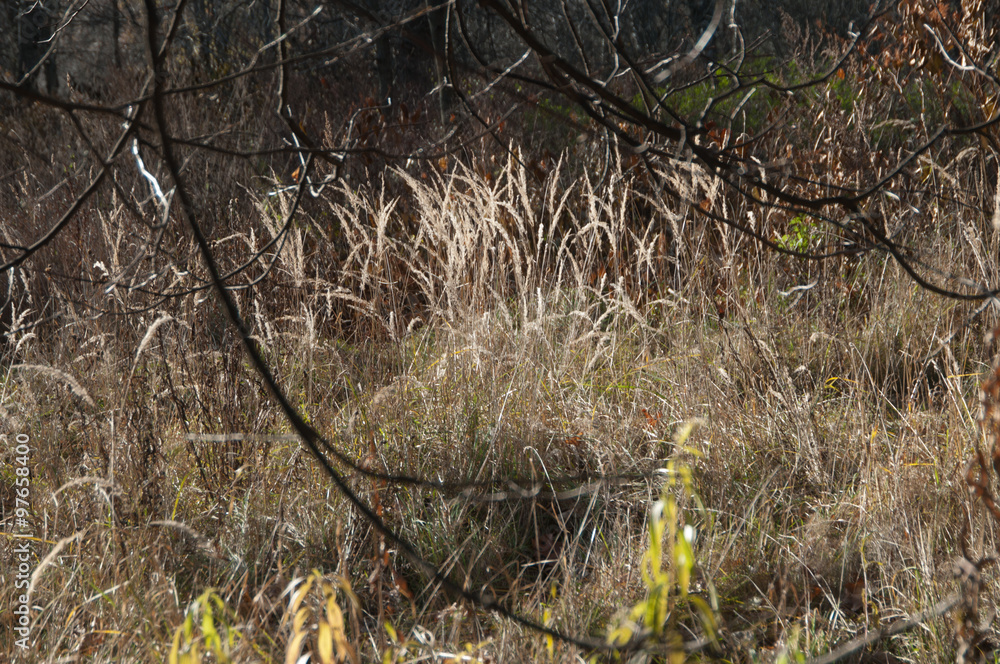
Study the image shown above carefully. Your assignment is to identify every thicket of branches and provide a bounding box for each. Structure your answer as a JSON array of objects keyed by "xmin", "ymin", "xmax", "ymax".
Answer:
[{"xmin": 5, "ymin": 0, "xmax": 1000, "ymax": 659}]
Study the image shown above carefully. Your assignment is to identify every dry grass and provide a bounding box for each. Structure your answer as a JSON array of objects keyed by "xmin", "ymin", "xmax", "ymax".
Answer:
[
  {"xmin": 2, "ymin": 146, "xmax": 997, "ymax": 662},
  {"xmin": 4, "ymin": 16, "xmax": 1000, "ymax": 663}
]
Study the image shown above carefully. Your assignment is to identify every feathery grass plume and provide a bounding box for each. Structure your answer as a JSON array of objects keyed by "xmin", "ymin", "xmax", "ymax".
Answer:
[
  {"xmin": 129, "ymin": 312, "xmax": 174, "ymax": 380},
  {"xmin": 24, "ymin": 531, "xmax": 85, "ymax": 609},
  {"xmin": 13, "ymin": 364, "xmax": 95, "ymax": 407}
]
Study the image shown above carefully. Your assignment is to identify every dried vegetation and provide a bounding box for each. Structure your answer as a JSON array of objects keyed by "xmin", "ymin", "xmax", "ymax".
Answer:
[{"xmin": 3, "ymin": 1, "xmax": 1000, "ymax": 662}]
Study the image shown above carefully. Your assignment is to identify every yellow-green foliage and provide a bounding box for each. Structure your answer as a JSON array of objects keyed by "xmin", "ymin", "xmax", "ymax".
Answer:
[
  {"xmin": 282, "ymin": 571, "xmax": 360, "ymax": 664},
  {"xmin": 608, "ymin": 422, "xmax": 718, "ymax": 661},
  {"xmin": 169, "ymin": 589, "xmax": 239, "ymax": 664}
]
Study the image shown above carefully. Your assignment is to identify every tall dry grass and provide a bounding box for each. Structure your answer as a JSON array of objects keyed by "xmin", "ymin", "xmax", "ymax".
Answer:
[{"xmin": 1, "ymin": 133, "xmax": 998, "ymax": 661}]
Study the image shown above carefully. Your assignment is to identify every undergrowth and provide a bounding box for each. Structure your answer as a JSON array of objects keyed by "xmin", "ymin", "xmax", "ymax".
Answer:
[
  {"xmin": 1, "ymin": 145, "xmax": 995, "ymax": 661},
  {"xmin": 3, "ymin": 4, "xmax": 1000, "ymax": 661}
]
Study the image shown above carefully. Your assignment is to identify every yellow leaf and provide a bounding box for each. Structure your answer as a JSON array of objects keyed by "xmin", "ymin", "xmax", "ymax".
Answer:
[
  {"xmin": 282, "ymin": 577, "xmax": 315, "ymax": 630},
  {"xmin": 293, "ymin": 606, "xmax": 311, "ymax": 635},
  {"xmin": 337, "ymin": 576, "xmax": 360, "ymax": 609},
  {"xmin": 544, "ymin": 608, "xmax": 553, "ymax": 659},
  {"xmin": 326, "ymin": 596, "xmax": 344, "ymax": 632},
  {"xmin": 607, "ymin": 625, "xmax": 634, "ymax": 646},
  {"xmin": 318, "ymin": 622, "xmax": 334, "ymax": 664},
  {"xmin": 169, "ymin": 628, "xmax": 183, "ymax": 664},
  {"xmin": 182, "ymin": 642, "xmax": 200, "ymax": 664},
  {"xmin": 286, "ymin": 631, "xmax": 308, "ymax": 664}
]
